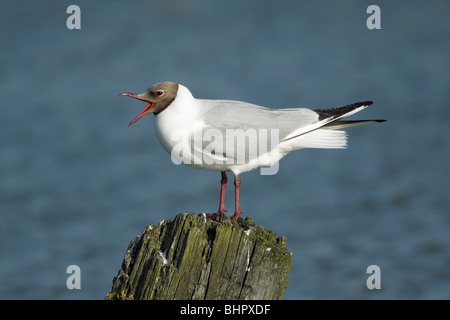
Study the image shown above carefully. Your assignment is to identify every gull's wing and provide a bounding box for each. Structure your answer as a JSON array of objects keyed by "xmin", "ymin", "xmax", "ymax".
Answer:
[{"xmin": 190, "ymin": 99, "xmax": 380, "ymax": 163}]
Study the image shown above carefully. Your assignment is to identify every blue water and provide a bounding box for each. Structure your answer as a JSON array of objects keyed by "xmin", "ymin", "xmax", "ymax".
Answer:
[{"xmin": 1, "ymin": 1, "xmax": 449, "ymax": 299}]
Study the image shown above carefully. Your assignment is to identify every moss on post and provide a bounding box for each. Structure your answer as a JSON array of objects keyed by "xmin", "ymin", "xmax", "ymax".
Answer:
[{"xmin": 107, "ymin": 212, "xmax": 292, "ymax": 300}]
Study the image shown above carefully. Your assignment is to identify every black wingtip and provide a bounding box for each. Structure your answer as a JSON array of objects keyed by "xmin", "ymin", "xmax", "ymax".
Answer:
[{"xmin": 313, "ymin": 101, "xmax": 374, "ymax": 121}]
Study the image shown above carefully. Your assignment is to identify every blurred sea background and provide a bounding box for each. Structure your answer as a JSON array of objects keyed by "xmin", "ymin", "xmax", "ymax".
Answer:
[{"xmin": 0, "ymin": 1, "xmax": 449, "ymax": 299}]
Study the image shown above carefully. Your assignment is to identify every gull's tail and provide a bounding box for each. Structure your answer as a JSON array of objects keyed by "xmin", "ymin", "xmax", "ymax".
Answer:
[{"xmin": 283, "ymin": 101, "xmax": 386, "ymax": 150}]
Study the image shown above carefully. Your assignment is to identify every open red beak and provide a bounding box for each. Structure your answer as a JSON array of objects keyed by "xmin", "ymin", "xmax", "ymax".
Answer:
[{"xmin": 119, "ymin": 92, "xmax": 155, "ymax": 126}]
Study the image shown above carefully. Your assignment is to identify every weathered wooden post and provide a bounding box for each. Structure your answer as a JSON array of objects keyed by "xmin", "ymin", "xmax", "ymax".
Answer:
[{"xmin": 107, "ymin": 212, "xmax": 292, "ymax": 300}]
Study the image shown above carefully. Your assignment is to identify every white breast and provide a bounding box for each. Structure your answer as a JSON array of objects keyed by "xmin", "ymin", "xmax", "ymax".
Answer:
[{"xmin": 153, "ymin": 85, "xmax": 204, "ymax": 159}]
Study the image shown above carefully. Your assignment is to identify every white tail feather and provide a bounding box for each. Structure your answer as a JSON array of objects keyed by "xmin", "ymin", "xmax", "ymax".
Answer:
[{"xmin": 285, "ymin": 129, "xmax": 347, "ymax": 149}]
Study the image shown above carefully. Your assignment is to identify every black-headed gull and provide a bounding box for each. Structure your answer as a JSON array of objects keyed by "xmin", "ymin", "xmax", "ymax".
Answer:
[{"xmin": 120, "ymin": 81, "xmax": 385, "ymax": 220}]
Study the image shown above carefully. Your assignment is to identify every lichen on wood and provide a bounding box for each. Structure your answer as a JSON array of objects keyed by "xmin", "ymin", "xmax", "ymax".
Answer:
[{"xmin": 107, "ymin": 212, "xmax": 292, "ymax": 300}]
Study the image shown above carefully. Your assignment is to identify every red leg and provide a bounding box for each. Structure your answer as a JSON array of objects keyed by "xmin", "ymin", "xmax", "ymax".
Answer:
[
  {"xmin": 204, "ymin": 171, "xmax": 227, "ymax": 220},
  {"xmin": 218, "ymin": 171, "xmax": 228, "ymax": 213},
  {"xmin": 229, "ymin": 174, "xmax": 243, "ymax": 220}
]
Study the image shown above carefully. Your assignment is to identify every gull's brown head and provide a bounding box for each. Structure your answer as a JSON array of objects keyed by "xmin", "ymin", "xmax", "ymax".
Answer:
[{"xmin": 119, "ymin": 81, "xmax": 179, "ymax": 126}]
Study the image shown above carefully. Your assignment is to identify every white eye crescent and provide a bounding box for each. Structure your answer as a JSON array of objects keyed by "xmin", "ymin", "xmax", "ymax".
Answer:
[{"xmin": 156, "ymin": 90, "xmax": 165, "ymax": 96}]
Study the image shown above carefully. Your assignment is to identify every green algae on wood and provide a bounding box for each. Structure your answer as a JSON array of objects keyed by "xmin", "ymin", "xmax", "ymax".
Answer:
[{"xmin": 107, "ymin": 212, "xmax": 292, "ymax": 300}]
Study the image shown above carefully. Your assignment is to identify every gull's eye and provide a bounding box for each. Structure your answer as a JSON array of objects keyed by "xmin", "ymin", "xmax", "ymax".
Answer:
[{"xmin": 155, "ymin": 90, "xmax": 165, "ymax": 96}]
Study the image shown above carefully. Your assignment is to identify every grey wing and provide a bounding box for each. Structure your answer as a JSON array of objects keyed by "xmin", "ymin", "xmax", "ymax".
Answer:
[
  {"xmin": 190, "ymin": 99, "xmax": 378, "ymax": 162},
  {"xmin": 191, "ymin": 100, "xmax": 320, "ymax": 162},
  {"xmin": 201, "ymin": 99, "xmax": 319, "ymax": 138}
]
